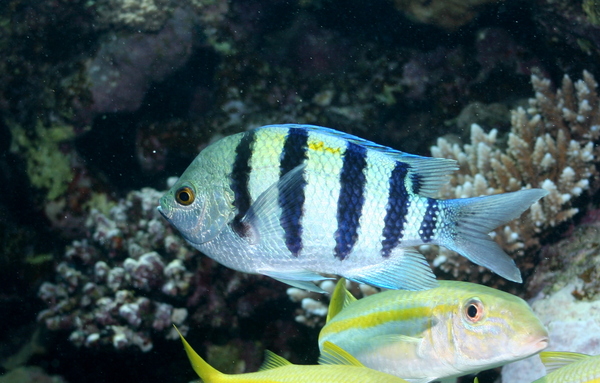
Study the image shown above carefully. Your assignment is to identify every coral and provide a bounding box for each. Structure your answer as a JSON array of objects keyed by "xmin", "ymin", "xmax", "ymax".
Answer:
[
  {"xmin": 8, "ymin": 120, "xmax": 75, "ymax": 201},
  {"xmin": 37, "ymin": 185, "xmax": 292, "ymax": 354},
  {"xmin": 37, "ymin": 187, "xmax": 196, "ymax": 352},
  {"xmin": 392, "ymin": 0, "xmax": 501, "ymax": 30},
  {"xmin": 93, "ymin": 0, "xmax": 175, "ymax": 32},
  {"xmin": 81, "ymin": 7, "xmax": 197, "ymax": 119},
  {"xmin": 430, "ymin": 71, "xmax": 600, "ymax": 283}
]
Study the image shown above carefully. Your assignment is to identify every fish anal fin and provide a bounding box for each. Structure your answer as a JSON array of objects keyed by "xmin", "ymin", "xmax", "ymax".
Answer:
[
  {"xmin": 318, "ymin": 341, "xmax": 364, "ymax": 367},
  {"xmin": 345, "ymin": 247, "xmax": 438, "ymax": 291}
]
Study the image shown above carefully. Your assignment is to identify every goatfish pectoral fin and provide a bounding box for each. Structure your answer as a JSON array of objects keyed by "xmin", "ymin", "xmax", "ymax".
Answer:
[
  {"xmin": 442, "ymin": 188, "xmax": 548, "ymax": 283},
  {"xmin": 263, "ymin": 269, "xmax": 333, "ymax": 293},
  {"xmin": 539, "ymin": 351, "xmax": 591, "ymax": 373},
  {"xmin": 326, "ymin": 278, "xmax": 357, "ymax": 323},
  {"xmin": 174, "ymin": 325, "xmax": 222, "ymax": 382},
  {"xmin": 345, "ymin": 247, "xmax": 438, "ymax": 291},
  {"xmin": 318, "ymin": 341, "xmax": 365, "ymax": 367}
]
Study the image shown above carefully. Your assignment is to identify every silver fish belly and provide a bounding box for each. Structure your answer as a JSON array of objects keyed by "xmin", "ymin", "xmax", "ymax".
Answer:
[{"xmin": 158, "ymin": 124, "xmax": 548, "ymax": 291}]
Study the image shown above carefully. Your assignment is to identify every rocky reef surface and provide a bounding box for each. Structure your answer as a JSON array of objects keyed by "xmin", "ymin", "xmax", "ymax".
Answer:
[{"xmin": 2, "ymin": 1, "xmax": 600, "ymax": 382}]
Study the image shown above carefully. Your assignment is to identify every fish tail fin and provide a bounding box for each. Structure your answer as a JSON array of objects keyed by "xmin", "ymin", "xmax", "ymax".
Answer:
[
  {"xmin": 174, "ymin": 325, "xmax": 223, "ymax": 382},
  {"xmin": 441, "ymin": 188, "xmax": 548, "ymax": 283}
]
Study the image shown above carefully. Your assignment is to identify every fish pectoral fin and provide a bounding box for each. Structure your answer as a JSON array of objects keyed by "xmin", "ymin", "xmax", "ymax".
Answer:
[
  {"xmin": 263, "ymin": 269, "xmax": 332, "ymax": 293},
  {"xmin": 326, "ymin": 278, "xmax": 357, "ymax": 323},
  {"xmin": 539, "ymin": 351, "xmax": 590, "ymax": 373},
  {"xmin": 318, "ymin": 341, "xmax": 364, "ymax": 367},
  {"xmin": 345, "ymin": 247, "xmax": 438, "ymax": 290},
  {"xmin": 259, "ymin": 350, "xmax": 293, "ymax": 371},
  {"xmin": 241, "ymin": 164, "xmax": 306, "ymax": 247}
]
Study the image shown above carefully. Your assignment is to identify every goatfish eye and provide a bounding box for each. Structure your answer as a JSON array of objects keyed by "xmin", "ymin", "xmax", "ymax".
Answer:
[
  {"xmin": 463, "ymin": 298, "xmax": 485, "ymax": 323},
  {"xmin": 175, "ymin": 186, "xmax": 195, "ymax": 206}
]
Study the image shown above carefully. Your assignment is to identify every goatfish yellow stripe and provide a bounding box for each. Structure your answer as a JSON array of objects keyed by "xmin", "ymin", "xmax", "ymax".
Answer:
[
  {"xmin": 532, "ymin": 351, "xmax": 600, "ymax": 382},
  {"xmin": 318, "ymin": 279, "xmax": 549, "ymax": 383},
  {"xmin": 174, "ymin": 326, "xmax": 409, "ymax": 383}
]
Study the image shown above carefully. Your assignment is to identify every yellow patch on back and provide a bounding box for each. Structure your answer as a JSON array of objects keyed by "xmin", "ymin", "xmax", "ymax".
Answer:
[{"xmin": 308, "ymin": 140, "xmax": 342, "ymax": 155}]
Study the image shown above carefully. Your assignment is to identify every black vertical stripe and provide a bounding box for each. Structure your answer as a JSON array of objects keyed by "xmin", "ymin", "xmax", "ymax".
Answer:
[
  {"xmin": 381, "ymin": 162, "xmax": 410, "ymax": 258},
  {"xmin": 334, "ymin": 142, "xmax": 367, "ymax": 260},
  {"xmin": 418, "ymin": 198, "xmax": 439, "ymax": 243},
  {"xmin": 230, "ymin": 130, "xmax": 256, "ymax": 235},
  {"xmin": 410, "ymin": 173, "xmax": 422, "ymax": 194},
  {"xmin": 279, "ymin": 127, "xmax": 309, "ymax": 256}
]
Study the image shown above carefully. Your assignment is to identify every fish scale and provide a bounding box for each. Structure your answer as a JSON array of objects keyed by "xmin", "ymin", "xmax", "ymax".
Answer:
[{"xmin": 158, "ymin": 124, "xmax": 548, "ymax": 291}]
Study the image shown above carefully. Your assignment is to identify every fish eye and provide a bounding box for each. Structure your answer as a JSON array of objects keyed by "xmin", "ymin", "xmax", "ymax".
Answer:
[
  {"xmin": 175, "ymin": 186, "xmax": 195, "ymax": 206},
  {"xmin": 464, "ymin": 298, "xmax": 484, "ymax": 323}
]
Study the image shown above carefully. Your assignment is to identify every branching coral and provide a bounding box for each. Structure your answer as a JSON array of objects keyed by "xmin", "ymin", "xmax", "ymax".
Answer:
[{"xmin": 430, "ymin": 71, "xmax": 600, "ymax": 281}]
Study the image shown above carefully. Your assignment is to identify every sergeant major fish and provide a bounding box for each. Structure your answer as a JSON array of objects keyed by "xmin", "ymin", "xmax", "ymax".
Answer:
[
  {"xmin": 158, "ymin": 124, "xmax": 548, "ymax": 291},
  {"xmin": 319, "ymin": 278, "xmax": 549, "ymax": 383},
  {"xmin": 175, "ymin": 326, "xmax": 409, "ymax": 383}
]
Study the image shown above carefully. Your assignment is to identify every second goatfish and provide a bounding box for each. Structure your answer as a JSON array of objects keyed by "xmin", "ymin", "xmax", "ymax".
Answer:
[
  {"xmin": 532, "ymin": 351, "xmax": 600, "ymax": 383},
  {"xmin": 158, "ymin": 124, "xmax": 547, "ymax": 291},
  {"xmin": 175, "ymin": 326, "xmax": 409, "ymax": 383},
  {"xmin": 319, "ymin": 279, "xmax": 549, "ymax": 383}
]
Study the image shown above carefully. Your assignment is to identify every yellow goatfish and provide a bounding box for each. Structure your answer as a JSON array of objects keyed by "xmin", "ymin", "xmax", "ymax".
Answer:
[
  {"xmin": 319, "ymin": 279, "xmax": 549, "ymax": 383},
  {"xmin": 175, "ymin": 326, "xmax": 409, "ymax": 383},
  {"xmin": 532, "ymin": 351, "xmax": 600, "ymax": 382}
]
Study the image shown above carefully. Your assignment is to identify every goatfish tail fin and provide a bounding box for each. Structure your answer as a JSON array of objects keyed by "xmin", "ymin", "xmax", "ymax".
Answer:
[
  {"xmin": 441, "ymin": 188, "xmax": 548, "ymax": 283},
  {"xmin": 174, "ymin": 325, "xmax": 223, "ymax": 382}
]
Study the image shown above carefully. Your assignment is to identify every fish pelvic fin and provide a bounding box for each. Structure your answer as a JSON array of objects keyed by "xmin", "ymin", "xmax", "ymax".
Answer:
[
  {"xmin": 442, "ymin": 188, "xmax": 548, "ymax": 283},
  {"xmin": 345, "ymin": 247, "xmax": 438, "ymax": 290},
  {"xmin": 174, "ymin": 325, "xmax": 223, "ymax": 382},
  {"xmin": 326, "ymin": 278, "xmax": 357, "ymax": 323},
  {"xmin": 318, "ymin": 341, "xmax": 364, "ymax": 367},
  {"xmin": 539, "ymin": 351, "xmax": 590, "ymax": 373}
]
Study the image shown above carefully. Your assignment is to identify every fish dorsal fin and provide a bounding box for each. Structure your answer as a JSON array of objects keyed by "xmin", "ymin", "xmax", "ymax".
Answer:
[
  {"xmin": 267, "ymin": 124, "xmax": 458, "ymax": 198},
  {"xmin": 539, "ymin": 351, "xmax": 590, "ymax": 373},
  {"xmin": 258, "ymin": 350, "xmax": 293, "ymax": 371},
  {"xmin": 326, "ymin": 278, "xmax": 357, "ymax": 323},
  {"xmin": 241, "ymin": 164, "xmax": 306, "ymax": 250},
  {"xmin": 173, "ymin": 325, "xmax": 220, "ymax": 380},
  {"xmin": 318, "ymin": 341, "xmax": 364, "ymax": 367}
]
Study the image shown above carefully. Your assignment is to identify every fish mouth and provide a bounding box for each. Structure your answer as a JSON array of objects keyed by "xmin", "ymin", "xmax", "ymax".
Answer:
[{"xmin": 157, "ymin": 203, "xmax": 172, "ymax": 220}]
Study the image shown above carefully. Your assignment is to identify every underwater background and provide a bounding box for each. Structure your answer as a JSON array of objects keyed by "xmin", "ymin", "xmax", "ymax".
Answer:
[{"xmin": 1, "ymin": 0, "xmax": 600, "ymax": 382}]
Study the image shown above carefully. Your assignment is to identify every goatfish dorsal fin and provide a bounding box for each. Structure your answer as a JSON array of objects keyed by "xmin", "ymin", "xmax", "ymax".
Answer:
[
  {"xmin": 174, "ymin": 325, "xmax": 221, "ymax": 381},
  {"xmin": 258, "ymin": 350, "xmax": 293, "ymax": 371},
  {"xmin": 318, "ymin": 341, "xmax": 364, "ymax": 367},
  {"xmin": 539, "ymin": 351, "xmax": 591, "ymax": 373},
  {"xmin": 326, "ymin": 278, "xmax": 357, "ymax": 323}
]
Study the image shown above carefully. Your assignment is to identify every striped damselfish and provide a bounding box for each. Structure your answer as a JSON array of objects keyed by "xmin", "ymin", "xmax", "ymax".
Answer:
[
  {"xmin": 158, "ymin": 124, "xmax": 547, "ymax": 291},
  {"xmin": 319, "ymin": 279, "xmax": 549, "ymax": 383},
  {"xmin": 175, "ymin": 326, "xmax": 409, "ymax": 383},
  {"xmin": 532, "ymin": 352, "xmax": 600, "ymax": 383}
]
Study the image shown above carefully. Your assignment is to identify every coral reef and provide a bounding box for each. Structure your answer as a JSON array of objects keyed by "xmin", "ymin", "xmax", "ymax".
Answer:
[
  {"xmin": 429, "ymin": 71, "xmax": 600, "ymax": 284},
  {"xmin": 37, "ymin": 185, "xmax": 295, "ymax": 356},
  {"xmin": 37, "ymin": 187, "xmax": 195, "ymax": 351}
]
